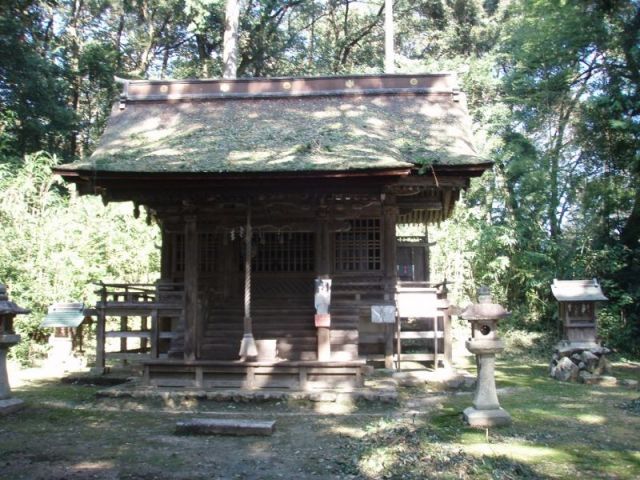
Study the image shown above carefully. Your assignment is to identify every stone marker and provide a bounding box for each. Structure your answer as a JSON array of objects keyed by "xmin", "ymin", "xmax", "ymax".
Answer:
[{"xmin": 175, "ymin": 418, "xmax": 276, "ymax": 436}]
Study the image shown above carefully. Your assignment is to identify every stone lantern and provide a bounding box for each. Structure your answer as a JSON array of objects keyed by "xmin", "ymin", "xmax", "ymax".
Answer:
[
  {"xmin": 460, "ymin": 286, "xmax": 511, "ymax": 428},
  {"xmin": 0, "ymin": 283, "xmax": 30, "ymax": 415}
]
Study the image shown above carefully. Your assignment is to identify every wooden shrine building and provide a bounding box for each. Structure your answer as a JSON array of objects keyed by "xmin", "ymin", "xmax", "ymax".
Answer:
[{"xmin": 56, "ymin": 74, "xmax": 490, "ymax": 389}]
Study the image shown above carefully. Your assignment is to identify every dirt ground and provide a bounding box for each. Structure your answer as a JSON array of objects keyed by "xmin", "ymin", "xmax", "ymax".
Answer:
[
  {"xmin": 1, "ymin": 363, "xmax": 416, "ymax": 480},
  {"xmin": 1, "ymin": 360, "xmax": 639, "ymax": 480}
]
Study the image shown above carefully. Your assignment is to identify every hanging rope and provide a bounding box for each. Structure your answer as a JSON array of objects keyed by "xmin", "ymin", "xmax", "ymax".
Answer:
[{"xmin": 244, "ymin": 199, "xmax": 252, "ymax": 327}]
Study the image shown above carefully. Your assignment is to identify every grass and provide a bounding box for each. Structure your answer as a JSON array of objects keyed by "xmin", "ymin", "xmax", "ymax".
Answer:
[{"xmin": 1, "ymin": 358, "xmax": 639, "ymax": 479}]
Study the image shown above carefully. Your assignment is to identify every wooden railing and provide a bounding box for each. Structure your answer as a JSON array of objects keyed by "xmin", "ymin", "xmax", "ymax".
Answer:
[{"xmin": 93, "ymin": 282, "xmax": 184, "ymax": 373}]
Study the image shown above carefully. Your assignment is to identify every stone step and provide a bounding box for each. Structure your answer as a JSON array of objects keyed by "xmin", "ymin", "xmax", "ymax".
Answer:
[{"xmin": 175, "ymin": 418, "xmax": 276, "ymax": 436}]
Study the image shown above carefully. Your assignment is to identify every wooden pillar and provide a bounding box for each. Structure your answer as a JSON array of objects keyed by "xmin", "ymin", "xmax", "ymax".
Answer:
[
  {"xmin": 119, "ymin": 316, "xmax": 127, "ymax": 353},
  {"xmin": 183, "ymin": 214, "xmax": 199, "ymax": 361},
  {"xmin": 317, "ymin": 326, "xmax": 331, "ymax": 361},
  {"xmin": 383, "ymin": 200, "xmax": 398, "ymax": 369},
  {"xmin": 316, "ymin": 210, "xmax": 331, "ymax": 276},
  {"xmin": 150, "ymin": 309, "xmax": 159, "ymax": 358},
  {"xmin": 443, "ymin": 307, "xmax": 452, "ymax": 369},
  {"xmin": 141, "ymin": 316, "xmax": 148, "ymax": 351},
  {"xmin": 239, "ymin": 201, "xmax": 257, "ymax": 359},
  {"xmin": 160, "ymin": 224, "xmax": 172, "ymax": 279},
  {"xmin": 315, "ymin": 210, "xmax": 332, "ymax": 362},
  {"xmin": 94, "ymin": 287, "xmax": 107, "ymax": 374},
  {"xmin": 439, "ymin": 283, "xmax": 452, "ymax": 370}
]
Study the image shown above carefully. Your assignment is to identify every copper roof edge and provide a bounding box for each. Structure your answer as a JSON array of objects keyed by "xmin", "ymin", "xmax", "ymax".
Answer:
[
  {"xmin": 119, "ymin": 73, "xmax": 460, "ymax": 103},
  {"xmin": 120, "ymin": 72, "xmax": 458, "ymax": 85},
  {"xmin": 53, "ymin": 167, "xmax": 413, "ymax": 179}
]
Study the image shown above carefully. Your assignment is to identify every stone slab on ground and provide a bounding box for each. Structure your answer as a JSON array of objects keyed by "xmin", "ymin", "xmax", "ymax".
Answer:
[
  {"xmin": 96, "ymin": 383, "xmax": 398, "ymax": 403},
  {"xmin": 175, "ymin": 418, "xmax": 276, "ymax": 436},
  {"xmin": 463, "ymin": 406, "xmax": 512, "ymax": 428},
  {"xmin": 392, "ymin": 369, "xmax": 475, "ymax": 390},
  {"xmin": 0, "ymin": 397, "xmax": 24, "ymax": 416}
]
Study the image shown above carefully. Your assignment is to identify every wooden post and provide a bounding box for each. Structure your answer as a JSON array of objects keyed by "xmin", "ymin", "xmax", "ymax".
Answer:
[
  {"xmin": 433, "ymin": 314, "xmax": 439, "ymax": 371},
  {"xmin": 439, "ymin": 282, "xmax": 452, "ymax": 370},
  {"xmin": 94, "ymin": 286, "xmax": 107, "ymax": 374},
  {"xmin": 383, "ymin": 201, "xmax": 398, "ymax": 369},
  {"xmin": 395, "ymin": 313, "xmax": 401, "ymax": 370},
  {"xmin": 160, "ymin": 224, "xmax": 172, "ymax": 279},
  {"xmin": 183, "ymin": 215, "xmax": 199, "ymax": 361},
  {"xmin": 384, "ymin": 324, "xmax": 394, "ymax": 370},
  {"xmin": 443, "ymin": 307, "xmax": 452, "ymax": 369},
  {"xmin": 119, "ymin": 316, "xmax": 127, "ymax": 353},
  {"xmin": 239, "ymin": 200, "xmax": 257, "ymax": 359},
  {"xmin": 150, "ymin": 309, "xmax": 159, "ymax": 358},
  {"xmin": 315, "ymin": 212, "xmax": 332, "ymax": 362},
  {"xmin": 317, "ymin": 327, "xmax": 331, "ymax": 361},
  {"xmin": 141, "ymin": 316, "xmax": 148, "ymax": 352}
]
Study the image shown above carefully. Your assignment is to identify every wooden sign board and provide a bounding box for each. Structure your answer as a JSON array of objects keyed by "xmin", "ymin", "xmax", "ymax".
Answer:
[
  {"xmin": 371, "ymin": 305, "xmax": 396, "ymax": 324},
  {"xmin": 396, "ymin": 289, "xmax": 439, "ymax": 318}
]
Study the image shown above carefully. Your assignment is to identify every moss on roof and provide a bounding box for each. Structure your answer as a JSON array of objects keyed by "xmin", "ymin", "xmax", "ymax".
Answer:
[{"xmin": 60, "ymin": 94, "xmax": 483, "ymax": 174}]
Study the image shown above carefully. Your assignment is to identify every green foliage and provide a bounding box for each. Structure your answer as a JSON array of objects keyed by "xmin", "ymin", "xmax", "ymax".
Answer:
[
  {"xmin": 0, "ymin": 152, "xmax": 159, "ymax": 364},
  {"xmin": 0, "ymin": 0, "xmax": 638, "ymax": 359}
]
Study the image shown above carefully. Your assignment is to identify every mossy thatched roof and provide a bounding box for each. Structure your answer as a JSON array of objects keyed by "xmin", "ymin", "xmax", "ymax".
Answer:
[{"xmin": 59, "ymin": 75, "xmax": 485, "ymax": 174}]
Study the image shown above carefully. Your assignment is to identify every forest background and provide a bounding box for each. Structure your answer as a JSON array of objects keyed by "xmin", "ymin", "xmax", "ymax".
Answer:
[{"xmin": 0, "ymin": 0, "xmax": 638, "ymax": 362}]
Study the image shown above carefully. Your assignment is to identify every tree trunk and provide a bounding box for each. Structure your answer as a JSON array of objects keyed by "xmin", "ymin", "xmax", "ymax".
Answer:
[
  {"xmin": 384, "ymin": 0, "xmax": 394, "ymax": 73},
  {"xmin": 621, "ymin": 185, "xmax": 640, "ymax": 250},
  {"xmin": 223, "ymin": 0, "xmax": 240, "ymax": 79}
]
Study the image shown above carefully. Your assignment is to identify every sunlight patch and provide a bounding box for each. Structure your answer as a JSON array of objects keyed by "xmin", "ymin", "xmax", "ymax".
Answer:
[
  {"xmin": 72, "ymin": 461, "xmax": 115, "ymax": 471},
  {"xmin": 329, "ymin": 425, "xmax": 365, "ymax": 439},
  {"xmin": 576, "ymin": 413, "xmax": 607, "ymax": 425},
  {"xmin": 466, "ymin": 442, "xmax": 570, "ymax": 462}
]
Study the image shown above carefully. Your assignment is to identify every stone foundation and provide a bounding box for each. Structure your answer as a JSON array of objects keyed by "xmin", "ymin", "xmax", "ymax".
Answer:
[{"xmin": 550, "ymin": 343, "xmax": 614, "ymax": 384}]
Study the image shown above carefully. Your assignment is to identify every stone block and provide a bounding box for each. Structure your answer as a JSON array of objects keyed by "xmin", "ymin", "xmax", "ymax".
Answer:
[
  {"xmin": 594, "ymin": 356, "xmax": 613, "ymax": 375},
  {"xmin": 580, "ymin": 350, "xmax": 599, "ymax": 372},
  {"xmin": 175, "ymin": 418, "xmax": 276, "ymax": 436},
  {"xmin": 578, "ymin": 370, "xmax": 593, "ymax": 384},
  {"xmin": 554, "ymin": 356, "xmax": 579, "ymax": 382},
  {"xmin": 0, "ymin": 398, "xmax": 24, "ymax": 416},
  {"xmin": 463, "ymin": 406, "xmax": 512, "ymax": 428}
]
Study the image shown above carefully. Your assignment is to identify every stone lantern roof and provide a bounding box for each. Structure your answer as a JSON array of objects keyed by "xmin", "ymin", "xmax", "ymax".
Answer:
[
  {"xmin": 0, "ymin": 284, "xmax": 30, "ymax": 316},
  {"xmin": 460, "ymin": 286, "xmax": 509, "ymax": 321}
]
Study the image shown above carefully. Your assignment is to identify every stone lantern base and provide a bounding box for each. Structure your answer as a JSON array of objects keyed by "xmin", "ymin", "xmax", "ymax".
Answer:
[
  {"xmin": 0, "ymin": 397, "xmax": 24, "ymax": 416},
  {"xmin": 463, "ymin": 406, "xmax": 511, "ymax": 428}
]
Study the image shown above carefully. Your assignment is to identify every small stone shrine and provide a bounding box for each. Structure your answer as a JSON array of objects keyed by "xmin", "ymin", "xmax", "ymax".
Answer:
[
  {"xmin": 549, "ymin": 279, "xmax": 613, "ymax": 384},
  {"xmin": 460, "ymin": 286, "xmax": 511, "ymax": 428},
  {"xmin": 0, "ymin": 283, "xmax": 30, "ymax": 415}
]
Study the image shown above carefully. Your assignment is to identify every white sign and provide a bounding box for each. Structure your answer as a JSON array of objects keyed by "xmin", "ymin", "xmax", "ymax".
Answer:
[
  {"xmin": 371, "ymin": 305, "xmax": 396, "ymax": 324},
  {"xmin": 396, "ymin": 289, "xmax": 439, "ymax": 318}
]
